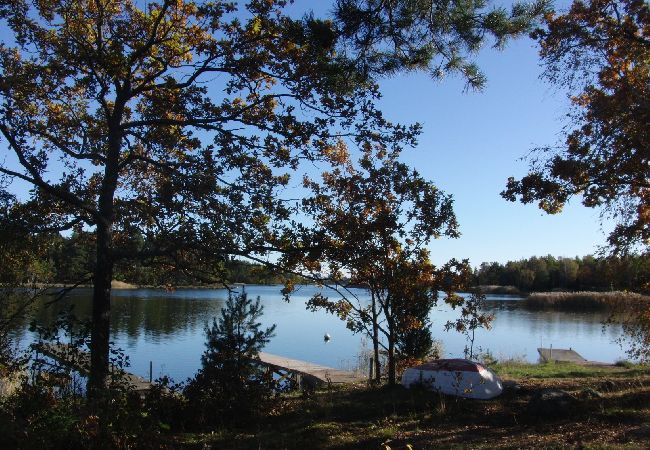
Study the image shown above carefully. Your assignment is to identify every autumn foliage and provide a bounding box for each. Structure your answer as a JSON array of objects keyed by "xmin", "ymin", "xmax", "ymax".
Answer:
[{"xmin": 503, "ymin": 0, "xmax": 650, "ymax": 253}]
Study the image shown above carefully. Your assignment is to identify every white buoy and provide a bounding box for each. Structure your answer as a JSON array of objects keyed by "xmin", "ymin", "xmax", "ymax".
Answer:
[{"xmin": 324, "ymin": 333, "xmax": 331, "ymax": 342}]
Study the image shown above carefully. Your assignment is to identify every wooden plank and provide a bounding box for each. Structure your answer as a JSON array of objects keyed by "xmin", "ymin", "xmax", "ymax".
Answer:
[
  {"xmin": 257, "ymin": 352, "xmax": 364, "ymax": 384},
  {"xmin": 537, "ymin": 347, "xmax": 587, "ymax": 364},
  {"xmin": 36, "ymin": 343, "xmax": 154, "ymax": 393}
]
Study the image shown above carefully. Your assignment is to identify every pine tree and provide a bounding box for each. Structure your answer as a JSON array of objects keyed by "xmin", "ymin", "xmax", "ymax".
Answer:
[{"xmin": 185, "ymin": 291, "xmax": 276, "ymax": 426}]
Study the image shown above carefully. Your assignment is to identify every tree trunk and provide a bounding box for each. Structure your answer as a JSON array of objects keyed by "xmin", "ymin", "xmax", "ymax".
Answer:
[
  {"xmin": 387, "ymin": 328, "xmax": 396, "ymax": 385},
  {"xmin": 88, "ymin": 222, "xmax": 113, "ymax": 394},
  {"xmin": 383, "ymin": 292, "xmax": 396, "ymax": 385},
  {"xmin": 87, "ymin": 107, "xmax": 123, "ymax": 394},
  {"xmin": 371, "ymin": 292, "xmax": 381, "ymax": 382}
]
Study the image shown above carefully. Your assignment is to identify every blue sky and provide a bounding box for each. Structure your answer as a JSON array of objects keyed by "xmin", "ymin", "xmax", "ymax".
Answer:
[{"xmin": 374, "ymin": 38, "xmax": 611, "ymax": 266}]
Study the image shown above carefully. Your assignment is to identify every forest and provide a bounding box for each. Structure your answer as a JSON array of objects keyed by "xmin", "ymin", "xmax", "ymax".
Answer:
[
  {"xmin": 9, "ymin": 229, "xmax": 650, "ymax": 294},
  {"xmin": 473, "ymin": 254, "xmax": 650, "ymax": 293}
]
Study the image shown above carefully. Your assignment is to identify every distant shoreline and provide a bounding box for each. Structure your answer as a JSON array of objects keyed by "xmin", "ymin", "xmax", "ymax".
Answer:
[
  {"xmin": 31, "ymin": 280, "xmax": 253, "ymax": 290},
  {"xmin": 471, "ymin": 285, "xmax": 524, "ymax": 296},
  {"xmin": 29, "ymin": 283, "xmax": 650, "ymax": 312}
]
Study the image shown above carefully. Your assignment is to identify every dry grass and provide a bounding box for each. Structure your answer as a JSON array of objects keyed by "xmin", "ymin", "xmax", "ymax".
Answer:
[{"xmin": 524, "ymin": 291, "xmax": 650, "ymax": 311}]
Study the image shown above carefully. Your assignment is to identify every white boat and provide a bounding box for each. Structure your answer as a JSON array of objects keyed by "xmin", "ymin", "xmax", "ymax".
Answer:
[{"xmin": 401, "ymin": 359, "xmax": 503, "ymax": 399}]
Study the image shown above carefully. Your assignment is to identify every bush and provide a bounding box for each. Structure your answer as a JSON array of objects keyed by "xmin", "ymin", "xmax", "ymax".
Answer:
[
  {"xmin": 0, "ymin": 383, "xmax": 83, "ymax": 450},
  {"xmin": 0, "ymin": 309, "xmax": 182, "ymax": 449},
  {"xmin": 184, "ymin": 291, "xmax": 277, "ymax": 428}
]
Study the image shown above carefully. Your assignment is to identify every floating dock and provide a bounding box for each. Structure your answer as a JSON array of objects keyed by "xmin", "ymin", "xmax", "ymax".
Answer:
[
  {"xmin": 257, "ymin": 352, "xmax": 366, "ymax": 387},
  {"xmin": 537, "ymin": 347, "xmax": 588, "ymax": 364}
]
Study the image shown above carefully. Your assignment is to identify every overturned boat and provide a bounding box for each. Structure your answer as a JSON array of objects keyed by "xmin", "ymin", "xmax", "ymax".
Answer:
[{"xmin": 401, "ymin": 359, "xmax": 503, "ymax": 399}]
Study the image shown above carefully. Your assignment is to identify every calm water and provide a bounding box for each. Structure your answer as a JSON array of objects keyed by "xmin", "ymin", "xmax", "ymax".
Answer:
[{"xmin": 11, "ymin": 285, "xmax": 627, "ymax": 382}]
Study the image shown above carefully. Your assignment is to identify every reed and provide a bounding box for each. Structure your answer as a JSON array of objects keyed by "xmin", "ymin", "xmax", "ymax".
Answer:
[{"xmin": 524, "ymin": 291, "xmax": 650, "ymax": 311}]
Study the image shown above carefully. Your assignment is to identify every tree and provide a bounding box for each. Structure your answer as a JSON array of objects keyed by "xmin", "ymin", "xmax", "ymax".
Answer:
[
  {"xmin": 334, "ymin": 0, "xmax": 551, "ymax": 89},
  {"xmin": 0, "ymin": 0, "xmax": 410, "ymax": 392},
  {"xmin": 184, "ymin": 291, "xmax": 276, "ymax": 425},
  {"xmin": 299, "ymin": 148, "xmax": 470, "ymax": 385},
  {"xmin": 445, "ymin": 291, "xmax": 494, "ymax": 360},
  {"xmin": 502, "ymin": 0, "xmax": 650, "ymax": 253}
]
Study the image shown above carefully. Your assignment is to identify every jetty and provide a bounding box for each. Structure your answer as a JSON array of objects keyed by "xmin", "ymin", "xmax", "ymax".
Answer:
[
  {"xmin": 537, "ymin": 347, "xmax": 594, "ymax": 364},
  {"xmin": 35, "ymin": 344, "xmax": 365, "ymax": 392},
  {"xmin": 35, "ymin": 343, "xmax": 155, "ymax": 394},
  {"xmin": 257, "ymin": 352, "xmax": 365, "ymax": 388}
]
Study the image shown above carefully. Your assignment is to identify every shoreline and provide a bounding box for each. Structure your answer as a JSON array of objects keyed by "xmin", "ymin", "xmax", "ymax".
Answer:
[{"xmin": 31, "ymin": 281, "xmax": 261, "ymax": 291}]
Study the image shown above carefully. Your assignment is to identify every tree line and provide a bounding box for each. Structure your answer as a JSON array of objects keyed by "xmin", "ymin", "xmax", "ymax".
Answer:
[
  {"xmin": 13, "ymin": 227, "xmax": 650, "ymax": 294},
  {"xmin": 0, "ymin": 230, "xmax": 302, "ymax": 287},
  {"xmin": 473, "ymin": 254, "xmax": 650, "ymax": 293}
]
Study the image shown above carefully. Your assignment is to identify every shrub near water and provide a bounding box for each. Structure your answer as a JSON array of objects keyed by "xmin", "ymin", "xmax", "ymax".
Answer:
[{"xmin": 524, "ymin": 291, "xmax": 650, "ymax": 311}]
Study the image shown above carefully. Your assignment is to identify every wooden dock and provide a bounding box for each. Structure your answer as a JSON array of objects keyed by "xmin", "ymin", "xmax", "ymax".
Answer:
[
  {"xmin": 35, "ymin": 344, "xmax": 364, "ymax": 392},
  {"xmin": 36, "ymin": 343, "xmax": 155, "ymax": 394},
  {"xmin": 537, "ymin": 347, "xmax": 588, "ymax": 364},
  {"xmin": 256, "ymin": 352, "xmax": 366, "ymax": 388}
]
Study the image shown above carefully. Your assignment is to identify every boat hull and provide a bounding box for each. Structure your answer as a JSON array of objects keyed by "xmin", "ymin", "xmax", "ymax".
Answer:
[{"xmin": 401, "ymin": 359, "xmax": 503, "ymax": 399}]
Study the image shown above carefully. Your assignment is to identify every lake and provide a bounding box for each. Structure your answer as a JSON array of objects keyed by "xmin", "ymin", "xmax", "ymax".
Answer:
[{"xmin": 11, "ymin": 285, "xmax": 628, "ymax": 382}]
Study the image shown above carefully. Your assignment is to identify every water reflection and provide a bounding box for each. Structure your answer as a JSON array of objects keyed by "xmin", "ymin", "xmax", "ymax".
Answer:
[{"xmin": 12, "ymin": 285, "xmax": 629, "ymax": 381}]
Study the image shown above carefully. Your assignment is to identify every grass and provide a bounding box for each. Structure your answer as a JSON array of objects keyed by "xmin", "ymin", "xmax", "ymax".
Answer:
[
  {"xmin": 172, "ymin": 362, "xmax": 650, "ymax": 449},
  {"xmin": 492, "ymin": 361, "xmax": 650, "ymax": 379},
  {"xmin": 524, "ymin": 291, "xmax": 650, "ymax": 311}
]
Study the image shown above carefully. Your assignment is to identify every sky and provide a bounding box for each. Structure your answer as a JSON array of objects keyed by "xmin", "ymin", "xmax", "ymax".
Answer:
[
  {"xmin": 0, "ymin": 1, "xmax": 611, "ymax": 268},
  {"xmin": 375, "ymin": 40, "xmax": 612, "ymax": 266},
  {"xmin": 286, "ymin": 1, "xmax": 611, "ymax": 266}
]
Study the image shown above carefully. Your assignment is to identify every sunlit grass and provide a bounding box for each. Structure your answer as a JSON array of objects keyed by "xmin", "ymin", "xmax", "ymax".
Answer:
[{"xmin": 492, "ymin": 361, "xmax": 650, "ymax": 379}]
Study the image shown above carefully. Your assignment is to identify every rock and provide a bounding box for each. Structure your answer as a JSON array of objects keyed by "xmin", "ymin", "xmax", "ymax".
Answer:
[
  {"xmin": 600, "ymin": 380, "xmax": 616, "ymax": 392},
  {"xmin": 502, "ymin": 380, "xmax": 521, "ymax": 393},
  {"xmin": 580, "ymin": 387, "xmax": 603, "ymax": 399},
  {"xmin": 527, "ymin": 388, "xmax": 577, "ymax": 417}
]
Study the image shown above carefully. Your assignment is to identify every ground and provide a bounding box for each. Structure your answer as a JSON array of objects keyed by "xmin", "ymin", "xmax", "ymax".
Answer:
[{"xmin": 175, "ymin": 363, "xmax": 650, "ymax": 449}]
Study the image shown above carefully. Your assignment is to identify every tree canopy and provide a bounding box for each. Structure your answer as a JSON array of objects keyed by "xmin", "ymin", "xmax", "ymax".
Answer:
[
  {"xmin": 334, "ymin": 0, "xmax": 550, "ymax": 89},
  {"xmin": 502, "ymin": 0, "xmax": 650, "ymax": 253}
]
